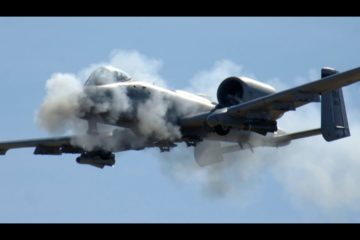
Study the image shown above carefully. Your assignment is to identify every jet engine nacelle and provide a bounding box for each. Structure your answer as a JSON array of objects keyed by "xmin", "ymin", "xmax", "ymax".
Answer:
[{"xmin": 217, "ymin": 76, "xmax": 276, "ymax": 107}]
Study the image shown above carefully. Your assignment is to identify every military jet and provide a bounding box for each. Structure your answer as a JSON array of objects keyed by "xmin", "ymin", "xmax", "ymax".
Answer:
[{"xmin": 1, "ymin": 65, "xmax": 359, "ymax": 168}]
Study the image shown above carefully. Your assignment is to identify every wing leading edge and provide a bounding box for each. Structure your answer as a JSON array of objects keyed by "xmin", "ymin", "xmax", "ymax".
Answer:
[
  {"xmin": 0, "ymin": 136, "xmax": 73, "ymax": 155},
  {"xmin": 0, "ymin": 128, "xmax": 153, "ymax": 156}
]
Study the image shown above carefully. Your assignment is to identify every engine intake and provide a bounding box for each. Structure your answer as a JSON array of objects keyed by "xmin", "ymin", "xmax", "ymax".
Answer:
[{"xmin": 217, "ymin": 76, "xmax": 276, "ymax": 107}]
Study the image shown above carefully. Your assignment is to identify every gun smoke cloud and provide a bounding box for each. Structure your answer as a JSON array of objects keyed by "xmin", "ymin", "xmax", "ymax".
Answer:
[
  {"xmin": 161, "ymin": 60, "xmax": 360, "ymax": 214},
  {"xmin": 36, "ymin": 50, "xmax": 360, "ymax": 216},
  {"xmin": 37, "ymin": 73, "xmax": 83, "ymax": 134},
  {"xmin": 36, "ymin": 50, "xmax": 183, "ymax": 150}
]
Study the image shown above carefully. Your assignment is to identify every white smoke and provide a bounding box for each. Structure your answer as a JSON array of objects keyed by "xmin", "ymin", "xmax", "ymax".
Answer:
[
  {"xmin": 187, "ymin": 60, "xmax": 243, "ymax": 101},
  {"xmin": 160, "ymin": 144, "xmax": 267, "ymax": 202},
  {"xmin": 160, "ymin": 61, "xmax": 268, "ymax": 200},
  {"xmin": 109, "ymin": 50, "xmax": 166, "ymax": 87},
  {"xmin": 136, "ymin": 92, "xmax": 181, "ymax": 140},
  {"xmin": 36, "ymin": 50, "xmax": 187, "ymax": 150},
  {"xmin": 184, "ymin": 61, "xmax": 360, "ymax": 213},
  {"xmin": 271, "ymin": 101, "xmax": 360, "ymax": 211},
  {"xmin": 79, "ymin": 84, "xmax": 131, "ymax": 125},
  {"xmin": 36, "ymin": 50, "xmax": 360, "ymax": 215},
  {"xmin": 263, "ymin": 69, "xmax": 360, "ymax": 210},
  {"xmin": 36, "ymin": 73, "xmax": 84, "ymax": 134}
]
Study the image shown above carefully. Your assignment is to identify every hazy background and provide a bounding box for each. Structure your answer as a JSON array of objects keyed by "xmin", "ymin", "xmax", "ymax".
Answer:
[{"xmin": 0, "ymin": 17, "xmax": 360, "ymax": 222}]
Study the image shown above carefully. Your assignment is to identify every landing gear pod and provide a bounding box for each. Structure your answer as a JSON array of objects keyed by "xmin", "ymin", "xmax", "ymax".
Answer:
[{"xmin": 76, "ymin": 151, "xmax": 115, "ymax": 168}]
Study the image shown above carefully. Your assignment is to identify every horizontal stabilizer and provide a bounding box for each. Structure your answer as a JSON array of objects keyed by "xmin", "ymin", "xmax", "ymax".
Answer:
[
  {"xmin": 272, "ymin": 128, "xmax": 322, "ymax": 146},
  {"xmin": 203, "ymin": 128, "xmax": 323, "ymax": 157}
]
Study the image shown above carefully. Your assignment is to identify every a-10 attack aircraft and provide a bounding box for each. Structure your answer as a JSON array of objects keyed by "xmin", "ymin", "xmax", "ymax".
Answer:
[{"xmin": 1, "ymin": 65, "xmax": 360, "ymax": 168}]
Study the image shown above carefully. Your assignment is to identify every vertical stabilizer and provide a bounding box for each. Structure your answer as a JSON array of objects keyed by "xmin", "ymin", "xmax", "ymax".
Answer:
[{"xmin": 321, "ymin": 67, "xmax": 350, "ymax": 141}]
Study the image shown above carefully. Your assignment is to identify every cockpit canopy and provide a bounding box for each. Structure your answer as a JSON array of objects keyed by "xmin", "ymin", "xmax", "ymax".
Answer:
[{"xmin": 85, "ymin": 66, "xmax": 131, "ymax": 86}]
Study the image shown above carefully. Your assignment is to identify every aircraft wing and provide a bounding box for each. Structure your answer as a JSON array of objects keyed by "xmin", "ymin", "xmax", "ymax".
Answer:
[
  {"xmin": 0, "ymin": 128, "xmax": 151, "ymax": 156},
  {"xmin": 226, "ymin": 66, "xmax": 360, "ymax": 119},
  {"xmin": 0, "ymin": 136, "xmax": 74, "ymax": 155},
  {"xmin": 181, "ymin": 66, "xmax": 360, "ymax": 138}
]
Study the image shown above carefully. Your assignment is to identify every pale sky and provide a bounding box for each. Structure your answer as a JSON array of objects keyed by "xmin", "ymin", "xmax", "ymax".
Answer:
[{"xmin": 0, "ymin": 17, "xmax": 360, "ymax": 222}]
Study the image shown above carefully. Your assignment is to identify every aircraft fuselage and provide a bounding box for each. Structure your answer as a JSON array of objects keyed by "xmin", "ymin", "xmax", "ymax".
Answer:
[{"xmin": 79, "ymin": 81, "xmax": 216, "ymax": 140}]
